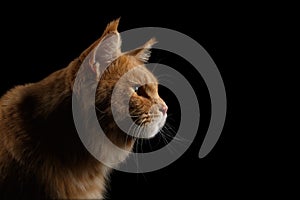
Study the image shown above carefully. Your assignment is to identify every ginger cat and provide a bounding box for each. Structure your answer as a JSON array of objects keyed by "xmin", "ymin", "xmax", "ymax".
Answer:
[{"xmin": 0, "ymin": 19, "xmax": 167, "ymax": 199}]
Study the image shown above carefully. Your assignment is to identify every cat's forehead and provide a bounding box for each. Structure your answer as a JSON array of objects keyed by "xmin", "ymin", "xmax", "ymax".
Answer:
[
  {"xmin": 131, "ymin": 66, "xmax": 157, "ymax": 84},
  {"xmin": 114, "ymin": 55, "xmax": 158, "ymax": 85}
]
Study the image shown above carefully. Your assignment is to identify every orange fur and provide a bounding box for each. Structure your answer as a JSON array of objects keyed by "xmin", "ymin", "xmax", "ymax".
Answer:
[{"xmin": 0, "ymin": 19, "xmax": 167, "ymax": 199}]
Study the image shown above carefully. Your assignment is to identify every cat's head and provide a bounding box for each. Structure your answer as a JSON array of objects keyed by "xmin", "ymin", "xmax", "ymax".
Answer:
[{"xmin": 85, "ymin": 19, "xmax": 167, "ymax": 139}]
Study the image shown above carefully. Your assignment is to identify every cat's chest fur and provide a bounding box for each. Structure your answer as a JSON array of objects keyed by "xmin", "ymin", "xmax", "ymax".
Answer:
[
  {"xmin": 48, "ymin": 161, "xmax": 109, "ymax": 199},
  {"xmin": 0, "ymin": 19, "xmax": 160, "ymax": 199}
]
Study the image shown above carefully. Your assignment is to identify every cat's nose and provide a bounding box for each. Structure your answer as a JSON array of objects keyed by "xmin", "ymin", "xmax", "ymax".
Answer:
[{"xmin": 159, "ymin": 104, "xmax": 168, "ymax": 115}]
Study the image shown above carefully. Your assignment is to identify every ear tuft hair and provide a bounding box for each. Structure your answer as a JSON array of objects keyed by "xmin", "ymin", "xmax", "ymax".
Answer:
[
  {"xmin": 79, "ymin": 18, "xmax": 121, "ymax": 62},
  {"xmin": 101, "ymin": 18, "xmax": 121, "ymax": 36},
  {"xmin": 128, "ymin": 38, "xmax": 157, "ymax": 63}
]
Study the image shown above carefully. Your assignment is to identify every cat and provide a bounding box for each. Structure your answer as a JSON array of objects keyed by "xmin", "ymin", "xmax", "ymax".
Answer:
[{"xmin": 0, "ymin": 18, "xmax": 168, "ymax": 199}]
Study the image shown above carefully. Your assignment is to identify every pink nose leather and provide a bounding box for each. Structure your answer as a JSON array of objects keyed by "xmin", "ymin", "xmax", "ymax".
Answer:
[{"xmin": 159, "ymin": 105, "xmax": 168, "ymax": 115}]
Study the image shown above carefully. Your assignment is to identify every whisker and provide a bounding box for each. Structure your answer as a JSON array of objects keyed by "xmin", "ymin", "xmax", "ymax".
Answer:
[
  {"xmin": 159, "ymin": 130, "xmax": 177, "ymax": 154},
  {"xmin": 132, "ymin": 122, "xmax": 140, "ymax": 138},
  {"xmin": 127, "ymin": 80, "xmax": 141, "ymax": 85},
  {"xmin": 147, "ymin": 136, "xmax": 153, "ymax": 152},
  {"xmin": 95, "ymin": 106, "xmax": 106, "ymax": 114},
  {"xmin": 163, "ymin": 124, "xmax": 191, "ymax": 144},
  {"xmin": 159, "ymin": 130, "xmax": 170, "ymax": 145},
  {"xmin": 150, "ymin": 63, "xmax": 159, "ymax": 74}
]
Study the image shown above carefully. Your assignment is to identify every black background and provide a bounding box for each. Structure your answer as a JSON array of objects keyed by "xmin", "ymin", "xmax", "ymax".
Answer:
[{"xmin": 0, "ymin": 3, "xmax": 281, "ymax": 200}]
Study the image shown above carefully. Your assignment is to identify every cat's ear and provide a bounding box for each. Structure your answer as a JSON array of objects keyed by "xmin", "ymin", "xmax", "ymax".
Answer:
[
  {"xmin": 128, "ymin": 38, "xmax": 157, "ymax": 63},
  {"xmin": 88, "ymin": 19, "xmax": 122, "ymax": 79}
]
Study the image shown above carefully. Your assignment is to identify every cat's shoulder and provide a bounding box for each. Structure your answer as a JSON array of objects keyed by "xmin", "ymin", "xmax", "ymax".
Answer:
[{"xmin": 0, "ymin": 84, "xmax": 35, "ymax": 107}]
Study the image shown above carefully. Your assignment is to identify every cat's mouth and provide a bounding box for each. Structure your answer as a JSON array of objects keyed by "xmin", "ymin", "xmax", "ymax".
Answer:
[{"xmin": 129, "ymin": 110, "xmax": 167, "ymax": 139}]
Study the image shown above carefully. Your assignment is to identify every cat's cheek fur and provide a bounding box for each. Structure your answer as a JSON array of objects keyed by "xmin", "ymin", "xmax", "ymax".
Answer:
[{"xmin": 143, "ymin": 113, "xmax": 167, "ymax": 138}]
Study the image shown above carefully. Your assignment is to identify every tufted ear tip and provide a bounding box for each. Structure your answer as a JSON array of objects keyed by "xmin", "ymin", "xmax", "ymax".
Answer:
[
  {"xmin": 143, "ymin": 38, "xmax": 157, "ymax": 49},
  {"xmin": 127, "ymin": 38, "xmax": 157, "ymax": 63},
  {"xmin": 102, "ymin": 18, "xmax": 121, "ymax": 35},
  {"xmin": 79, "ymin": 18, "xmax": 121, "ymax": 62}
]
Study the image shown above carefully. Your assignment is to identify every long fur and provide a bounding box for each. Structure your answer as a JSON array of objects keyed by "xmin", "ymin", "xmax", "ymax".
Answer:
[{"xmin": 0, "ymin": 19, "xmax": 167, "ymax": 199}]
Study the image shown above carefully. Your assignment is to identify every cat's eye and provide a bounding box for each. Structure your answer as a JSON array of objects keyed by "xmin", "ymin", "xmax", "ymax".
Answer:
[
  {"xmin": 133, "ymin": 85, "xmax": 140, "ymax": 93},
  {"xmin": 133, "ymin": 85, "xmax": 149, "ymax": 98}
]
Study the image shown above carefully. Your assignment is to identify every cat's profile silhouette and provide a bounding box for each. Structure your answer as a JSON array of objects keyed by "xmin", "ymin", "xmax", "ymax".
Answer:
[{"xmin": 0, "ymin": 19, "xmax": 167, "ymax": 199}]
